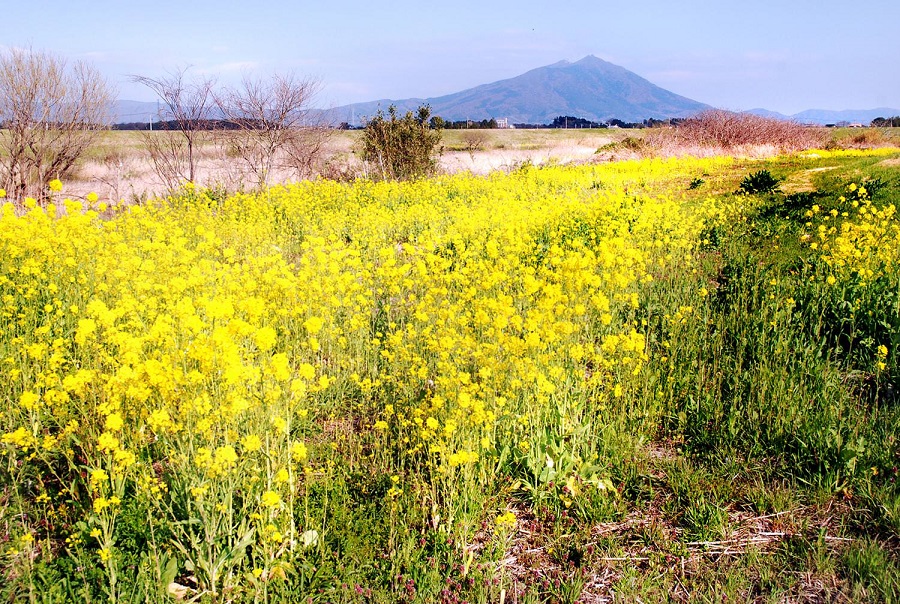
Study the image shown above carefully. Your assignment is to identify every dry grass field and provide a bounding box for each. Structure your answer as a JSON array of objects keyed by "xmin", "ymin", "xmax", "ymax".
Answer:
[
  {"xmin": 61, "ymin": 129, "xmax": 624, "ymax": 202},
  {"xmin": 46, "ymin": 126, "xmax": 900, "ymax": 205}
]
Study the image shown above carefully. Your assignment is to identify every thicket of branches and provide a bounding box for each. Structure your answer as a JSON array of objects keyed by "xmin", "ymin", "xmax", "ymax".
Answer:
[
  {"xmin": 0, "ymin": 48, "xmax": 113, "ymax": 201},
  {"xmin": 670, "ymin": 109, "xmax": 824, "ymax": 150},
  {"xmin": 131, "ymin": 69, "xmax": 216, "ymax": 189},
  {"xmin": 214, "ymin": 74, "xmax": 330, "ymax": 188},
  {"xmin": 132, "ymin": 69, "xmax": 331, "ymax": 191}
]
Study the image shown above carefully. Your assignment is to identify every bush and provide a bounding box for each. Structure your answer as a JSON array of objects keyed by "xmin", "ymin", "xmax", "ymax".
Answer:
[
  {"xmin": 674, "ymin": 109, "xmax": 823, "ymax": 151},
  {"xmin": 839, "ymin": 128, "xmax": 888, "ymax": 149},
  {"xmin": 739, "ymin": 169, "xmax": 781, "ymax": 194},
  {"xmin": 594, "ymin": 136, "xmax": 651, "ymax": 158},
  {"xmin": 361, "ymin": 105, "xmax": 442, "ymax": 180}
]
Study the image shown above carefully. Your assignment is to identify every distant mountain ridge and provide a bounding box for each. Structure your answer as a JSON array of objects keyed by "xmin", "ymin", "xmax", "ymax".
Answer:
[
  {"xmin": 329, "ymin": 56, "xmax": 710, "ymax": 125},
  {"xmin": 110, "ymin": 100, "xmax": 225, "ymax": 125},
  {"xmin": 109, "ymin": 58, "xmax": 900, "ymax": 127},
  {"xmin": 112, "ymin": 100, "xmax": 163, "ymax": 124},
  {"xmin": 745, "ymin": 107, "xmax": 900, "ymax": 125}
]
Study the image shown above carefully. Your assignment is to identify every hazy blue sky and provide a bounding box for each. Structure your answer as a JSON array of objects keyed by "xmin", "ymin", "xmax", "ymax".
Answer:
[{"xmin": 4, "ymin": 0, "xmax": 898, "ymax": 115}]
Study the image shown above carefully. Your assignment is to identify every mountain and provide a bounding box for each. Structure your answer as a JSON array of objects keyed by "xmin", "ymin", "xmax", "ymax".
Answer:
[
  {"xmin": 111, "ymin": 100, "xmax": 162, "ymax": 124},
  {"xmin": 745, "ymin": 108, "xmax": 791, "ymax": 120},
  {"xmin": 791, "ymin": 108, "xmax": 900, "ymax": 125},
  {"xmin": 110, "ymin": 99, "xmax": 233, "ymax": 125},
  {"xmin": 745, "ymin": 107, "xmax": 900, "ymax": 125},
  {"xmin": 330, "ymin": 56, "xmax": 710, "ymax": 125}
]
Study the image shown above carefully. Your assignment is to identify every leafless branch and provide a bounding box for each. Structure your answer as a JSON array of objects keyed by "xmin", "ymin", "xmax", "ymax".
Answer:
[
  {"xmin": 131, "ymin": 67, "xmax": 216, "ymax": 190},
  {"xmin": 214, "ymin": 73, "xmax": 331, "ymax": 188}
]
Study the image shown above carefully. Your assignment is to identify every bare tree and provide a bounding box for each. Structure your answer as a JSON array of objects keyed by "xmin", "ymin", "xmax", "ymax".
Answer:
[
  {"xmin": 283, "ymin": 120, "xmax": 334, "ymax": 181},
  {"xmin": 214, "ymin": 73, "xmax": 330, "ymax": 188},
  {"xmin": 131, "ymin": 68, "xmax": 216, "ymax": 189},
  {"xmin": 460, "ymin": 130, "xmax": 489, "ymax": 159},
  {"xmin": 0, "ymin": 48, "xmax": 113, "ymax": 201}
]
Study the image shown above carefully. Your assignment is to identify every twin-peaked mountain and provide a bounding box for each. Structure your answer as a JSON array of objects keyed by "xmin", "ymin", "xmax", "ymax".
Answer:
[
  {"xmin": 332, "ymin": 55, "xmax": 710, "ymax": 125},
  {"xmin": 112, "ymin": 56, "xmax": 899, "ymax": 127}
]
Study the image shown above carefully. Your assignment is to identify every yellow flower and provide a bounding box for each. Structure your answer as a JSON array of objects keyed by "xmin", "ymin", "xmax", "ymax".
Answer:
[
  {"xmin": 298, "ymin": 363, "xmax": 316, "ymax": 380},
  {"xmin": 105, "ymin": 413, "xmax": 124, "ymax": 432},
  {"xmin": 148, "ymin": 409, "xmax": 173, "ymax": 432},
  {"xmin": 260, "ymin": 490, "xmax": 281, "ymax": 508},
  {"xmin": 290, "ymin": 441, "xmax": 308, "ymax": 462},
  {"xmin": 97, "ymin": 432, "xmax": 119, "ymax": 453},
  {"xmin": 0, "ymin": 188, "xmax": 6, "ymax": 198},
  {"xmin": 48, "ymin": 179, "xmax": 63, "ymax": 192},
  {"xmin": 114, "ymin": 448, "xmax": 136, "ymax": 467},
  {"xmin": 75, "ymin": 318, "xmax": 98, "ymax": 345},
  {"xmin": 214, "ymin": 445, "xmax": 238, "ymax": 469},
  {"xmin": 241, "ymin": 434, "xmax": 263, "ymax": 453},
  {"xmin": 269, "ymin": 353, "xmax": 291, "ymax": 381},
  {"xmin": 86, "ymin": 192, "xmax": 99, "ymax": 203},
  {"xmin": 268, "ymin": 528, "xmax": 283, "ymax": 543},
  {"xmin": 90, "ymin": 469, "xmax": 108, "ymax": 487},
  {"xmin": 254, "ymin": 326, "xmax": 278, "ymax": 351},
  {"xmin": 303, "ymin": 316, "xmax": 323, "ymax": 335},
  {"xmin": 19, "ymin": 391, "xmax": 40, "ymax": 410},
  {"xmin": 495, "ymin": 511, "xmax": 516, "ymax": 532},
  {"xmin": 447, "ymin": 450, "xmax": 478, "ymax": 467},
  {"xmin": 1, "ymin": 427, "xmax": 31, "ymax": 449}
]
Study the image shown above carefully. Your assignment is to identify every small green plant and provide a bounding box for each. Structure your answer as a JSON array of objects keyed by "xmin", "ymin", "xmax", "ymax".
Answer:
[
  {"xmin": 360, "ymin": 104, "xmax": 442, "ymax": 180},
  {"xmin": 688, "ymin": 177, "xmax": 705, "ymax": 190},
  {"xmin": 842, "ymin": 540, "xmax": 900, "ymax": 601},
  {"xmin": 739, "ymin": 170, "xmax": 781, "ymax": 194}
]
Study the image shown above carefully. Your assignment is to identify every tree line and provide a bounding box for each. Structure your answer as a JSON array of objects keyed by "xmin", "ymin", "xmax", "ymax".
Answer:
[{"xmin": 871, "ymin": 116, "xmax": 900, "ymax": 127}]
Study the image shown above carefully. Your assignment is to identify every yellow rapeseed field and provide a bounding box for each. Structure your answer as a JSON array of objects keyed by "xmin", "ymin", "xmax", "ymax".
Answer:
[{"xmin": 2, "ymin": 150, "xmax": 897, "ymax": 601}]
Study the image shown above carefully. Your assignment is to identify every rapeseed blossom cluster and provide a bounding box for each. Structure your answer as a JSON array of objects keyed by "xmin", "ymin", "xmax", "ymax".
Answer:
[
  {"xmin": 810, "ymin": 184, "xmax": 899, "ymax": 284},
  {"xmin": 0, "ymin": 156, "xmax": 740, "ymax": 594},
  {"xmin": 799, "ymin": 179, "xmax": 899, "ymax": 372}
]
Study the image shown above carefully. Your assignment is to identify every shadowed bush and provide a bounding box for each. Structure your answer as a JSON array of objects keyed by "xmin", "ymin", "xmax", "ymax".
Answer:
[{"xmin": 739, "ymin": 169, "xmax": 782, "ymax": 194}]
